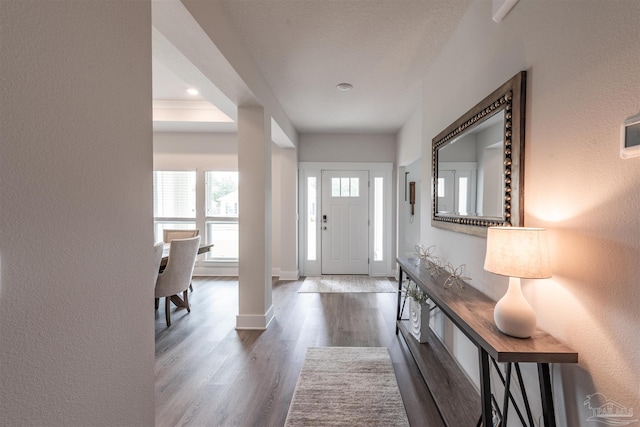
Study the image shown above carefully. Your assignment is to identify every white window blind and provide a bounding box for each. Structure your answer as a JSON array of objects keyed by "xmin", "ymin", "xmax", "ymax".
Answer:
[{"xmin": 153, "ymin": 171, "xmax": 196, "ymax": 218}]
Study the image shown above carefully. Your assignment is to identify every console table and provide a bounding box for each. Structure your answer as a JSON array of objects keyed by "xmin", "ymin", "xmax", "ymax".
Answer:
[{"xmin": 396, "ymin": 257, "xmax": 578, "ymax": 427}]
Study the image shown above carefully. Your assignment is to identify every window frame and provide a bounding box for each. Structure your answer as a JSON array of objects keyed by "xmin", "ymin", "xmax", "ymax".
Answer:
[
  {"xmin": 153, "ymin": 170, "xmax": 197, "ymax": 242},
  {"xmin": 204, "ymin": 170, "xmax": 239, "ymax": 262}
]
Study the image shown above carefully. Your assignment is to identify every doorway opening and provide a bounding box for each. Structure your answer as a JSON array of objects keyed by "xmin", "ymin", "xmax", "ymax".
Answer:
[{"xmin": 299, "ymin": 162, "xmax": 392, "ymax": 277}]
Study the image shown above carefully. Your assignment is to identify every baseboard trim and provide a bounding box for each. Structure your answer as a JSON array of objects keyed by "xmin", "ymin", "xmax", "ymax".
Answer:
[
  {"xmin": 235, "ymin": 305, "xmax": 275, "ymax": 330},
  {"xmin": 278, "ymin": 269, "xmax": 300, "ymax": 280}
]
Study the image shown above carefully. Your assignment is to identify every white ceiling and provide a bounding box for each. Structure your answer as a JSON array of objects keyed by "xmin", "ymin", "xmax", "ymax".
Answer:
[{"xmin": 153, "ymin": 0, "xmax": 473, "ymax": 134}]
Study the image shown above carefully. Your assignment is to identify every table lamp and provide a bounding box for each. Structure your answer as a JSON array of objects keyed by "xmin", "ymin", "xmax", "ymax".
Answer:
[{"xmin": 484, "ymin": 227, "xmax": 551, "ymax": 338}]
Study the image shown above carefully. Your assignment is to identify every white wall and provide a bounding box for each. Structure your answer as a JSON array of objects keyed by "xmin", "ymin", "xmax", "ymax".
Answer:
[
  {"xmin": 399, "ymin": 159, "xmax": 422, "ymax": 258},
  {"xmin": 0, "ymin": 2, "xmax": 154, "ymax": 425},
  {"xmin": 397, "ymin": 100, "xmax": 423, "ymax": 167},
  {"xmin": 153, "ymin": 132, "xmax": 238, "ymax": 170},
  {"xmin": 397, "ymin": 103, "xmax": 424, "ymax": 263},
  {"xmin": 299, "ymin": 133, "xmax": 396, "ymax": 163},
  {"xmin": 278, "ymin": 147, "xmax": 299, "ymax": 279},
  {"xmin": 401, "ymin": 0, "xmax": 640, "ymax": 425}
]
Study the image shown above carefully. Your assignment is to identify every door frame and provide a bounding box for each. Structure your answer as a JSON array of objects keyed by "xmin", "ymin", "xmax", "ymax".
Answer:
[{"xmin": 299, "ymin": 162, "xmax": 393, "ymax": 277}]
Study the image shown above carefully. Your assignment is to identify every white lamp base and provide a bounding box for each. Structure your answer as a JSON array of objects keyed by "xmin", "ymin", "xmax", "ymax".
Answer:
[{"xmin": 494, "ymin": 277, "xmax": 536, "ymax": 338}]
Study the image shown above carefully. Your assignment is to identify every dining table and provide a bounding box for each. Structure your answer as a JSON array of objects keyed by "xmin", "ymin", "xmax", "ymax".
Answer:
[{"xmin": 159, "ymin": 242, "xmax": 214, "ymax": 270}]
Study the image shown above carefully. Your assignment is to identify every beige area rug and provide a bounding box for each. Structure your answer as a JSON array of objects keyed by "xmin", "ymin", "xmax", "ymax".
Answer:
[
  {"xmin": 298, "ymin": 276, "xmax": 396, "ymax": 293},
  {"xmin": 284, "ymin": 347, "xmax": 410, "ymax": 427}
]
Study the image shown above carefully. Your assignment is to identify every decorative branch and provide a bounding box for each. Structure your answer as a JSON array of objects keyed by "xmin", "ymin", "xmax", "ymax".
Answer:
[{"xmin": 403, "ymin": 281, "xmax": 428, "ymax": 306}]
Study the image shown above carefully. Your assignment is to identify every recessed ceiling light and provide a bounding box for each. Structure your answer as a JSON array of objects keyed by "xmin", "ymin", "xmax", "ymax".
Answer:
[
  {"xmin": 336, "ymin": 83, "xmax": 353, "ymax": 92},
  {"xmin": 187, "ymin": 88, "xmax": 199, "ymax": 96}
]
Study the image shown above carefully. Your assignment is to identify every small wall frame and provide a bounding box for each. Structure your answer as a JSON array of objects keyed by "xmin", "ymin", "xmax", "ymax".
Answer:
[{"xmin": 621, "ymin": 112, "xmax": 640, "ymax": 159}]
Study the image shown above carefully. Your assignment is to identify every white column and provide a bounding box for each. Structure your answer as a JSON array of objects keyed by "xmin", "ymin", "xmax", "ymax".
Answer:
[
  {"xmin": 271, "ymin": 145, "xmax": 282, "ymax": 276},
  {"xmin": 279, "ymin": 147, "xmax": 299, "ymax": 279},
  {"xmin": 237, "ymin": 106, "xmax": 273, "ymax": 329}
]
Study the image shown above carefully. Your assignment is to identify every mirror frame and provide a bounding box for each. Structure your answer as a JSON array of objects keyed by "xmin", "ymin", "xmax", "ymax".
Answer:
[{"xmin": 431, "ymin": 71, "xmax": 526, "ymax": 237}]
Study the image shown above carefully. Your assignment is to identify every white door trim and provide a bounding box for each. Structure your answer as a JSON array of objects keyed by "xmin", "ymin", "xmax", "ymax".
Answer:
[{"xmin": 299, "ymin": 162, "xmax": 393, "ymax": 277}]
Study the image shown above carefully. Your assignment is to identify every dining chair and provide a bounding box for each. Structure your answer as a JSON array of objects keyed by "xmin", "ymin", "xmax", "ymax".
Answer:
[
  {"xmin": 162, "ymin": 229, "xmax": 199, "ymax": 244},
  {"xmin": 155, "ymin": 236, "xmax": 200, "ymax": 327},
  {"xmin": 153, "ymin": 241, "xmax": 164, "ymax": 311},
  {"xmin": 162, "ymin": 229, "xmax": 200, "ymax": 291}
]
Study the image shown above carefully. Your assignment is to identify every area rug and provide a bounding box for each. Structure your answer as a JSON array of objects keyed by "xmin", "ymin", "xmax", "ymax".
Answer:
[
  {"xmin": 298, "ymin": 276, "xmax": 396, "ymax": 293},
  {"xmin": 284, "ymin": 347, "xmax": 410, "ymax": 427}
]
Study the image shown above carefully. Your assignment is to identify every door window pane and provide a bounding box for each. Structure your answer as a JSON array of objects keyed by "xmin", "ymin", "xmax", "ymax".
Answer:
[
  {"xmin": 350, "ymin": 178, "xmax": 359, "ymax": 197},
  {"xmin": 331, "ymin": 178, "xmax": 340, "ymax": 197},
  {"xmin": 330, "ymin": 176, "xmax": 361, "ymax": 198},
  {"xmin": 340, "ymin": 178, "xmax": 350, "ymax": 197}
]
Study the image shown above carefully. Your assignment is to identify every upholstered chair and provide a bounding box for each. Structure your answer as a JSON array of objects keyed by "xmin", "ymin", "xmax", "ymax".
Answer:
[
  {"xmin": 162, "ymin": 229, "xmax": 199, "ymax": 244},
  {"xmin": 153, "ymin": 241, "xmax": 165, "ymax": 311},
  {"xmin": 155, "ymin": 236, "xmax": 200, "ymax": 327},
  {"xmin": 162, "ymin": 229, "xmax": 200, "ymax": 291}
]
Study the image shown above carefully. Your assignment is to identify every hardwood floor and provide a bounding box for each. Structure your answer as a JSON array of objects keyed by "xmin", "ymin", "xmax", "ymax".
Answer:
[{"xmin": 155, "ymin": 277, "xmax": 445, "ymax": 427}]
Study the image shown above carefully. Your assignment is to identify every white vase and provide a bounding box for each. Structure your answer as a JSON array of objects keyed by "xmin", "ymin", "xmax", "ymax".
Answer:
[{"xmin": 409, "ymin": 297, "xmax": 430, "ymax": 343}]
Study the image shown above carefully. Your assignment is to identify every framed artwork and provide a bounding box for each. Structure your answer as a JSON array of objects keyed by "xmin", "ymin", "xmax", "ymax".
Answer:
[{"xmin": 621, "ymin": 112, "xmax": 640, "ymax": 159}]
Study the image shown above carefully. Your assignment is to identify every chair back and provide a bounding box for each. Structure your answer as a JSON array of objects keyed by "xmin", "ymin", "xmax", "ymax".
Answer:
[
  {"xmin": 163, "ymin": 229, "xmax": 199, "ymax": 243},
  {"xmin": 155, "ymin": 236, "xmax": 200, "ymax": 298}
]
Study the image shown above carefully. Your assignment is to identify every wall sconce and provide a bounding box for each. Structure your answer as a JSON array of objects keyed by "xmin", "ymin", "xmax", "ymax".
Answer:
[
  {"xmin": 409, "ymin": 182, "xmax": 416, "ymax": 216},
  {"xmin": 484, "ymin": 227, "xmax": 551, "ymax": 338}
]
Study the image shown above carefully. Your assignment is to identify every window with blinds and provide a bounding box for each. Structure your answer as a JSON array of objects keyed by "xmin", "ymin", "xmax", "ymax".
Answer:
[{"xmin": 153, "ymin": 171, "xmax": 196, "ymax": 241}]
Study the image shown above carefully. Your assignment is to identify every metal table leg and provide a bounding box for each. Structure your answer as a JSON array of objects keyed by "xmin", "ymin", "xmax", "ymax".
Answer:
[
  {"xmin": 479, "ymin": 348, "xmax": 492, "ymax": 427},
  {"xmin": 538, "ymin": 363, "xmax": 556, "ymax": 427},
  {"xmin": 396, "ymin": 266, "xmax": 404, "ymax": 334}
]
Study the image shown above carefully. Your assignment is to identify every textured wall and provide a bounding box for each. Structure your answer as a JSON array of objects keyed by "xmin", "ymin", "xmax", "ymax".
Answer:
[
  {"xmin": 0, "ymin": 2, "xmax": 154, "ymax": 425},
  {"xmin": 299, "ymin": 133, "xmax": 396, "ymax": 163},
  {"xmin": 406, "ymin": 0, "xmax": 640, "ymax": 425},
  {"xmin": 153, "ymin": 132, "xmax": 238, "ymax": 170}
]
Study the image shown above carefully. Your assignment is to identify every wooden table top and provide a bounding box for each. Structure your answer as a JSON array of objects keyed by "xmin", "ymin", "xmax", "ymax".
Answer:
[
  {"xmin": 397, "ymin": 257, "xmax": 578, "ymax": 364},
  {"xmin": 160, "ymin": 243, "xmax": 214, "ymax": 268}
]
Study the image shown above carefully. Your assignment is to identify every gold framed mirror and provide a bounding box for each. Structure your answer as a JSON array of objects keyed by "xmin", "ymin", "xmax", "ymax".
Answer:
[{"xmin": 432, "ymin": 71, "xmax": 526, "ymax": 237}]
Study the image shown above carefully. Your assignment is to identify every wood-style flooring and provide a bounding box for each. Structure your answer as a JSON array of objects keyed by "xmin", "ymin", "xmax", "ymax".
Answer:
[{"xmin": 155, "ymin": 277, "xmax": 444, "ymax": 427}]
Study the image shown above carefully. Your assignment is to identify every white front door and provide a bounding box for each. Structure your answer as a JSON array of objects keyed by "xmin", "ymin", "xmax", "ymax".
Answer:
[{"xmin": 321, "ymin": 170, "xmax": 369, "ymax": 274}]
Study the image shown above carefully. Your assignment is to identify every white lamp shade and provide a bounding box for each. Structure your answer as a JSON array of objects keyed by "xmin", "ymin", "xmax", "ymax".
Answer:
[{"xmin": 484, "ymin": 227, "xmax": 551, "ymax": 279}]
